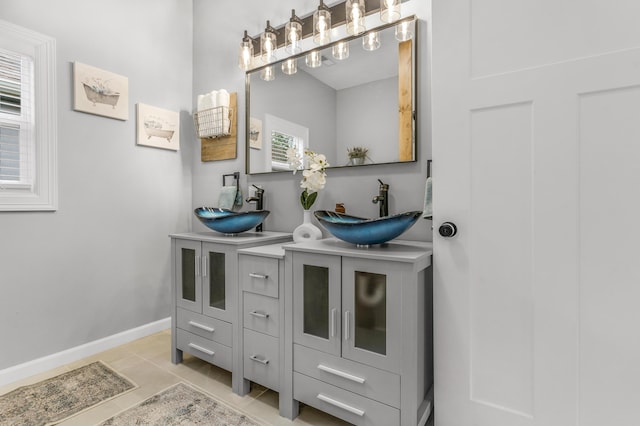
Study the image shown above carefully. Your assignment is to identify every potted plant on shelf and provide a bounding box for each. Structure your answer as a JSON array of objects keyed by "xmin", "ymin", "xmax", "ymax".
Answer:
[{"xmin": 347, "ymin": 146, "xmax": 369, "ymax": 165}]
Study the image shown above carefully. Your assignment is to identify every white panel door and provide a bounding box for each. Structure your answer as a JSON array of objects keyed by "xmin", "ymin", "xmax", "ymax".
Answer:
[{"xmin": 432, "ymin": 1, "xmax": 640, "ymax": 425}]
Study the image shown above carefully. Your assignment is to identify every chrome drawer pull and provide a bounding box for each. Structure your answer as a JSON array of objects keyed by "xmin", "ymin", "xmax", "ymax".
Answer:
[
  {"xmin": 188, "ymin": 343, "xmax": 214, "ymax": 356},
  {"xmin": 248, "ymin": 273, "xmax": 268, "ymax": 279},
  {"xmin": 317, "ymin": 364, "xmax": 366, "ymax": 384},
  {"xmin": 344, "ymin": 311, "xmax": 351, "ymax": 341},
  {"xmin": 202, "ymin": 255, "xmax": 208, "ymax": 278},
  {"xmin": 249, "ymin": 310, "xmax": 270, "ymax": 319},
  {"xmin": 188, "ymin": 321, "xmax": 215, "ymax": 333},
  {"xmin": 331, "ymin": 308, "xmax": 337, "ymax": 337},
  {"xmin": 316, "ymin": 393, "xmax": 365, "ymax": 417},
  {"xmin": 249, "ymin": 354, "xmax": 269, "ymax": 365}
]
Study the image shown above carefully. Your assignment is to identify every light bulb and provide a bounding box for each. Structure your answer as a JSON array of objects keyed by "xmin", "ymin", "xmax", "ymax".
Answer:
[
  {"xmin": 306, "ymin": 51, "xmax": 322, "ymax": 68},
  {"xmin": 363, "ymin": 31, "xmax": 380, "ymax": 51},
  {"xmin": 395, "ymin": 20, "xmax": 414, "ymax": 41},
  {"xmin": 313, "ymin": 3, "xmax": 332, "ymax": 45},
  {"xmin": 332, "ymin": 41, "xmax": 349, "ymax": 60},
  {"xmin": 318, "ymin": 16, "xmax": 327, "ymax": 31},
  {"xmin": 286, "ymin": 10, "xmax": 303, "ymax": 54},
  {"xmin": 238, "ymin": 31, "xmax": 253, "ymax": 71},
  {"xmin": 380, "ymin": 0, "xmax": 400, "ymax": 24},
  {"xmin": 260, "ymin": 66, "xmax": 275, "ymax": 81},
  {"xmin": 282, "ymin": 58, "xmax": 297, "ymax": 75},
  {"xmin": 346, "ymin": 0, "xmax": 365, "ymax": 35},
  {"xmin": 351, "ymin": 4, "xmax": 361, "ymax": 20}
]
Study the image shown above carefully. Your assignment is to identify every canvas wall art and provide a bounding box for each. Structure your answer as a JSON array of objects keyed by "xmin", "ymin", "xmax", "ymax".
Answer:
[
  {"xmin": 136, "ymin": 103, "xmax": 180, "ymax": 151},
  {"xmin": 249, "ymin": 117, "xmax": 262, "ymax": 150},
  {"xmin": 73, "ymin": 62, "xmax": 129, "ymax": 120}
]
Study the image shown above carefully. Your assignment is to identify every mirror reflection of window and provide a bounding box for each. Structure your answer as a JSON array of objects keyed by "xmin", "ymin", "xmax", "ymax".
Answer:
[
  {"xmin": 263, "ymin": 114, "xmax": 308, "ymax": 173},
  {"xmin": 271, "ymin": 130, "xmax": 303, "ymax": 171}
]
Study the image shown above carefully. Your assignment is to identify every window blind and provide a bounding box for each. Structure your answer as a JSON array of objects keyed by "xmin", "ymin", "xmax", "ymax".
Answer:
[
  {"xmin": 271, "ymin": 130, "xmax": 295, "ymax": 164},
  {"xmin": 0, "ymin": 49, "xmax": 33, "ymax": 185}
]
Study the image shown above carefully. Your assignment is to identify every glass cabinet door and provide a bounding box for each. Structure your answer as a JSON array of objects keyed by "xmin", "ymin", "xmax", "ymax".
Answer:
[
  {"xmin": 293, "ymin": 252, "xmax": 341, "ymax": 356},
  {"xmin": 342, "ymin": 258, "xmax": 402, "ymax": 373},
  {"xmin": 202, "ymin": 242, "xmax": 235, "ymax": 322},
  {"xmin": 175, "ymin": 239, "xmax": 202, "ymax": 313}
]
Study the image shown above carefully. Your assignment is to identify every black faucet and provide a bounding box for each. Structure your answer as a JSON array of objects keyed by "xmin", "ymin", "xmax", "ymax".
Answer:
[
  {"xmin": 372, "ymin": 179, "xmax": 389, "ymax": 217},
  {"xmin": 245, "ymin": 184, "xmax": 265, "ymax": 231}
]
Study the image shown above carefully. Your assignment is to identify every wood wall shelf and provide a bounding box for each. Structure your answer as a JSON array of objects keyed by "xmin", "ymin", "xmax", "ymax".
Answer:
[{"xmin": 200, "ymin": 92, "xmax": 237, "ymax": 162}]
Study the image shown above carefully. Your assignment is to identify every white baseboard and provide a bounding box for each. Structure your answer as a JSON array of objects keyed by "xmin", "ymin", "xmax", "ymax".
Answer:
[{"xmin": 0, "ymin": 317, "xmax": 171, "ymax": 388}]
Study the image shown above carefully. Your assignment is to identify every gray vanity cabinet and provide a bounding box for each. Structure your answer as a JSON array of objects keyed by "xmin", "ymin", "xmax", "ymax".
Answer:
[
  {"xmin": 292, "ymin": 253, "xmax": 403, "ymax": 372},
  {"xmin": 170, "ymin": 231, "xmax": 291, "ymax": 395},
  {"xmin": 284, "ymin": 239, "xmax": 433, "ymax": 426},
  {"xmin": 174, "ymin": 239, "xmax": 235, "ymax": 323}
]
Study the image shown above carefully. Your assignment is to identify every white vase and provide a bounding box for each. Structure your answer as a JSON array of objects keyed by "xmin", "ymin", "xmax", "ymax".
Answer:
[{"xmin": 293, "ymin": 209, "xmax": 323, "ymax": 243}]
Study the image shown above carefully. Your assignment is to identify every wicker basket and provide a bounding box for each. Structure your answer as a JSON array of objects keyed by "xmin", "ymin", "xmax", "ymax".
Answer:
[{"xmin": 193, "ymin": 106, "xmax": 232, "ymax": 139}]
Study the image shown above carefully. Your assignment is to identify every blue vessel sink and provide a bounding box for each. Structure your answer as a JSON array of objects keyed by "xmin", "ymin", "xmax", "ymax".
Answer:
[
  {"xmin": 194, "ymin": 208, "xmax": 270, "ymax": 234},
  {"xmin": 314, "ymin": 210, "xmax": 422, "ymax": 246}
]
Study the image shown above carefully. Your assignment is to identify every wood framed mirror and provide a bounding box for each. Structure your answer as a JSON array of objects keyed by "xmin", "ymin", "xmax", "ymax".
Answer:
[{"xmin": 245, "ymin": 16, "xmax": 417, "ymax": 174}]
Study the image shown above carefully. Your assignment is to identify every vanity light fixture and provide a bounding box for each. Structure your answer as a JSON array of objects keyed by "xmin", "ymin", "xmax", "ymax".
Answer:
[
  {"xmin": 346, "ymin": 0, "xmax": 366, "ymax": 35},
  {"xmin": 362, "ymin": 31, "xmax": 380, "ymax": 51},
  {"xmin": 238, "ymin": 30, "xmax": 254, "ymax": 70},
  {"xmin": 261, "ymin": 20, "xmax": 278, "ymax": 63},
  {"xmin": 282, "ymin": 58, "xmax": 297, "ymax": 75},
  {"xmin": 285, "ymin": 9, "xmax": 304, "ymax": 54},
  {"xmin": 306, "ymin": 50, "xmax": 322, "ymax": 68},
  {"xmin": 260, "ymin": 65, "xmax": 275, "ymax": 81},
  {"xmin": 313, "ymin": 0, "xmax": 332, "ymax": 45},
  {"xmin": 395, "ymin": 19, "xmax": 413, "ymax": 41},
  {"xmin": 380, "ymin": 0, "xmax": 401, "ymax": 23},
  {"xmin": 332, "ymin": 41, "xmax": 349, "ymax": 60}
]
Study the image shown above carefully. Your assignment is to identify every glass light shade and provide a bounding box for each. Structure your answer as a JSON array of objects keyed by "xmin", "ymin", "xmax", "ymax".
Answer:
[
  {"xmin": 362, "ymin": 31, "xmax": 380, "ymax": 51},
  {"xmin": 286, "ymin": 13, "xmax": 303, "ymax": 54},
  {"xmin": 395, "ymin": 20, "xmax": 414, "ymax": 41},
  {"xmin": 306, "ymin": 51, "xmax": 322, "ymax": 68},
  {"xmin": 332, "ymin": 41, "xmax": 349, "ymax": 60},
  {"xmin": 282, "ymin": 58, "xmax": 297, "ymax": 75},
  {"xmin": 346, "ymin": 0, "xmax": 366, "ymax": 35},
  {"xmin": 380, "ymin": 0, "xmax": 401, "ymax": 23},
  {"xmin": 261, "ymin": 23, "xmax": 277, "ymax": 63},
  {"xmin": 313, "ymin": 5, "xmax": 332, "ymax": 45},
  {"xmin": 260, "ymin": 65, "xmax": 275, "ymax": 81},
  {"xmin": 238, "ymin": 41, "xmax": 253, "ymax": 70}
]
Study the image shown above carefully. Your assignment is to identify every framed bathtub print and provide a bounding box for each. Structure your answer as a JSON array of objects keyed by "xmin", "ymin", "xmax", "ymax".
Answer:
[
  {"xmin": 136, "ymin": 103, "xmax": 180, "ymax": 151},
  {"xmin": 249, "ymin": 117, "xmax": 262, "ymax": 149},
  {"xmin": 73, "ymin": 62, "xmax": 129, "ymax": 120}
]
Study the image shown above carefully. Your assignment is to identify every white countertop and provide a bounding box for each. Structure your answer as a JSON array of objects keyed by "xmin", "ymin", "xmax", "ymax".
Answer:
[
  {"xmin": 169, "ymin": 231, "xmax": 292, "ymax": 246},
  {"xmin": 283, "ymin": 238, "xmax": 433, "ymax": 266}
]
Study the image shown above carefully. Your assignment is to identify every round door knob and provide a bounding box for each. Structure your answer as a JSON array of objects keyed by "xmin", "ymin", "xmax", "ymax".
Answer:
[{"xmin": 439, "ymin": 222, "xmax": 457, "ymax": 238}]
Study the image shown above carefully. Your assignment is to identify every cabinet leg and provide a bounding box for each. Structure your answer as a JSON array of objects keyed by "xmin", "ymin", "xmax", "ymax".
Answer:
[
  {"xmin": 279, "ymin": 398, "xmax": 299, "ymax": 420},
  {"xmin": 232, "ymin": 376, "xmax": 251, "ymax": 396},
  {"xmin": 172, "ymin": 348, "xmax": 183, "ymax": 364}
]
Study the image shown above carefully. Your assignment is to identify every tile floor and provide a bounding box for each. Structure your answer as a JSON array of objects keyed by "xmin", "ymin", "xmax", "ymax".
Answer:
[{"xmin": 0, "ymin": 329, "xmax": 351, "ymax": 425}]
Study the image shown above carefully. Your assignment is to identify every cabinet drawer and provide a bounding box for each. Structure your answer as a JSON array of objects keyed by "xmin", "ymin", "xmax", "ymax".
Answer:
[
  {"xmin": 243, "ymin": 292, "xmax": 280, "ymax": 337},
  {"xmin": 239, "ymin": 255, "xmax": 279, "ymax": 297},
  {"xmin": 176, "ymin": 308, "xmax": 233, "ymax": 347},
  {"xmin": 176, "ymin": 329, "xmax": 232, "ymax": 371},
  {"xmin": 243, "ymin": 329, "xmax": 280, "ymax": 391},
  {"xmin": 294, "ymin": 344, "xmax": 400, "ymax": 408},
  {"xmin": 294, "ymin": 372, "xmax": 399, "ymax": 426}
]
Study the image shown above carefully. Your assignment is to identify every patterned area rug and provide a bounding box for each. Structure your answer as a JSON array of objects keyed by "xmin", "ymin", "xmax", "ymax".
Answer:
[
  {"xmin": 98, "ymin": 382, "xmax": 265, "ymax": 425},
  {"xmin": 0, "ymin": 361, "xmax": 136, "ymax": 426}
]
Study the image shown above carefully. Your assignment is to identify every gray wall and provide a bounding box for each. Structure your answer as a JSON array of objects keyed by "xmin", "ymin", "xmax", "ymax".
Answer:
[
  {"xmin": 336, "ymin": 76, "xmax": 398, "ymax": 165},
  {"xmin": 193, "ymin": 0, "xmax": 432, "ymax": 235},
  {"xmin": 0, "ymin": 0, "xmax": 193, "ymax": 370}
]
